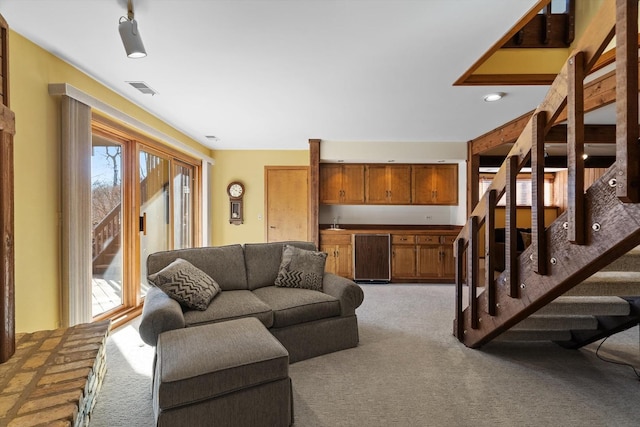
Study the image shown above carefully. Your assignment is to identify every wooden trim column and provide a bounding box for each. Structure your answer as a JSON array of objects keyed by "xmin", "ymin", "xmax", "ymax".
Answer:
[
  {"xmin": 0, "ymin": 13, "xmax": 15, "ymax": 364},
  {"xmin": 309, "ymin": 139, "xmax": 320, "ymax": 247}
]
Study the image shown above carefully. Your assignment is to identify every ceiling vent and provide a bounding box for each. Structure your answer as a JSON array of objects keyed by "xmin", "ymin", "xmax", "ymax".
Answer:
[{"xmin": 127, "ymin": 81, "xmax": 157, "ymax": 95}]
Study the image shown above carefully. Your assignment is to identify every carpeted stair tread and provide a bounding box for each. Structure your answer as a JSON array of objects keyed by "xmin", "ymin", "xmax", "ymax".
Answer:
[
  {"xmin": 536, "ymin": 296, "xmax": 630, "ymax": 316},
  {"xmin": 496, "ymin": 329, "xmax": 573, "ymax": 342},
  {"xmin": 601, "ymin": 246, "xmax": 640, "ymax": 272},
  {"xmin": 512, "ymin": 314, "xmax": 598, "ymax": 331},
  {"xmin": 565, "ymin": 271, "xmax": 640, "ymax": 296}
]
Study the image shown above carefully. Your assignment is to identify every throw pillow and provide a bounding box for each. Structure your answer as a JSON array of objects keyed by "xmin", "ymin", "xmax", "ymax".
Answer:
[
  {"xmin": 274, "ymin": 245, "xmax": 327, "ymax": 291},
  {"xmin": 148, "ymin": 258, "xmax": 221, "ymax": 310}
]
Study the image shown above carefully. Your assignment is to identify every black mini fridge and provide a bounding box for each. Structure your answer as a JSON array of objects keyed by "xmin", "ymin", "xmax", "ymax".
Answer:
[{"xmin": 353, "ymin": 234, "xmax": 391, "ymax": 283}]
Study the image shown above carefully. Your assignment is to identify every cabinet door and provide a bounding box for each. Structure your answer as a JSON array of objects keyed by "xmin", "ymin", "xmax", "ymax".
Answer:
[
  {"xmin": 320, "ymin": 164, "xmax": 343, "ymax": 204},
  {"xmin": 365, "ymin": 165, "xmax": 390, "ymax": 204},
  {"xmin": 417, "ymin": 244, "xmax": 441, "ymax": 278},
  {"xmin": 391, "ymin": 245, "xmax": 416, "ymax": 278},
  {"xmin": 320, "ymin": 244, "xmax": 337, "ymax": 274},
  {"xmin": 411, "ymin": 165, "xmax": 436, "ymax": 204},
  {"xmin": 432, "ymin": 164, "xmax": 458, "ymax": 205},
  {"xmin": 335, "ymin": 243, "xmax": 353, "ymax": 278},
  {"xmin": 440, "ymin": 244, "xmax": 455, "ymax": 278},
  {"xmin": 387, "ymin": 165, "xmax": 412, "ymax": 204},
  {"xmin": 341, "ymin": 164, "xmax": 365, "ymax": 204}
]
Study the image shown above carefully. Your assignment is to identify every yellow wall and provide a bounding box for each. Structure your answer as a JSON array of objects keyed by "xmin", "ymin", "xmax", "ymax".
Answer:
[
  {"xmin": 210, "ymin": 150, "xmax": 308, "ymax": 246},
  {"xmin": 10, "ymin": 31, "xmax": 210, "ymax": 332}
]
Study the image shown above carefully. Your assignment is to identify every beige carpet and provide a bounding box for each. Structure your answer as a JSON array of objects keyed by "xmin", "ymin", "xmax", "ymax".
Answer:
[{"xmin": 90, "ymin": 284, "xmax": 640, "ymax": 427}]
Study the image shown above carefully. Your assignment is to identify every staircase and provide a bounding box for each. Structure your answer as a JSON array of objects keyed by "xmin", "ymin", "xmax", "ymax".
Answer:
[
  {"xmin": 496, "ymin": 247, "xmax": 640, "ymax": 346},
  {"xmin": 454, "ymin": 0, "xmax": 640, "ymax": 348}
]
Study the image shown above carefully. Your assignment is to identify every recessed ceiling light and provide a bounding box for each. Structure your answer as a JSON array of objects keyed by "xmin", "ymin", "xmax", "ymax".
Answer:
[{"xmin": 483, "ymin": 92, "xmax": 505, "ymax": 102}]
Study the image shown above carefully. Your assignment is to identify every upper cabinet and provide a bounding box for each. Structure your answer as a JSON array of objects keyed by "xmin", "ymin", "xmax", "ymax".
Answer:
[
  {"xmin": 365, "ymin": 165, "xmax": 411, "ymax": 204},
  {"xmin": 320, "ymin": 163, "xmax": 458, "ymax": 206},
  {"xmin": 320, "ymin": 164, "xmax": 365, "ymax": 204},
  {"xmin": 412, "ymin": 164, "xmax": 458, "ymax": 205}
]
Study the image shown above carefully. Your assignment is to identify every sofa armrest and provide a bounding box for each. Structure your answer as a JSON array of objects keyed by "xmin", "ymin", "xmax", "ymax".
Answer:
[
  {"xmin": 322, "ymin": 273, "xmax": 364, "ymax": 316},
  {"xmin": 139, "ymin": 286, "xmax": 186, "ymax": 346}
]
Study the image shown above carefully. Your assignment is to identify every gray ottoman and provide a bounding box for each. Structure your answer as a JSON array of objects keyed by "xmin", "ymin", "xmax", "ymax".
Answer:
[{"xmin": 154, "ymin": 317, "xmax": 292, "ymax": 427}]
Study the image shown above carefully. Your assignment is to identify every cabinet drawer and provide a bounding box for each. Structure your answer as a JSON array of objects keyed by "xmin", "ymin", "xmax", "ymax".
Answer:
[
  {"xmin": 441, "ymin": 235, "xmax": 457, "ymax": 245},
  {"xmin": 417, "ymin": 235, "xmax": 439, "ymax": 244},
  {"xmin": 320, "ymin": 234, "xmax": 351, "ymax": 245},
  {"xmin": 392, "ymin": 234, "xmax": 416, "ymax": 244}
]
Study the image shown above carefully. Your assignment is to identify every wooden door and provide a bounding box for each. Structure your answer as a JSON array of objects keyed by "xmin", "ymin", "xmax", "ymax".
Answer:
[
  {"xmin": 387, "ymin": 165, "xmax": 411, "ymax": 204},
  {"xmin": 265, "ymin": 167, "xmax": 309, "ymax": 242},
  {"xmin": 341, "ymin": 164, "xmax": 365, "ymax": 203},
  {"xmin": 366, "ymin": 165, "xmax": 389, "ymax": 203},
  {"xmin": 440, "ymin": 244, "xmax": 455, "ymax": 278},
  {"xmin": 391, "ymin": 245, "xmax": 416, "ymax": 279}
]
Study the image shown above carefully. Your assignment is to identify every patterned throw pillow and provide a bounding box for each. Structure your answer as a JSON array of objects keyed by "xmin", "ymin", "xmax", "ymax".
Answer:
[
  {"xmin": 148, "ymin": 258, "xmax": 221, "ymax": 310},
  {"xmin": 275, "ymin": 245, "xmax": 327, "ymax": 291}
]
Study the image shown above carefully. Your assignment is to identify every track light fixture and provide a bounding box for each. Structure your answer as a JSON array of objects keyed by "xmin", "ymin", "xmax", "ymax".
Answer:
[{"xmin": 119, "ymin": 0, "xmax": 147, "ymax": 58}]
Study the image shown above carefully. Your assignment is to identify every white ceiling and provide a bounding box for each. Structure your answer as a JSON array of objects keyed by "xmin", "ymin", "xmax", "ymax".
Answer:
[{"xmin": 2, "ymin": 0, "xmax": 555, "ymax": 150}]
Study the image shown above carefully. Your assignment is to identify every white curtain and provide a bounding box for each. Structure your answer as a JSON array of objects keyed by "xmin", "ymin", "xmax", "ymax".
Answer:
[{"xmin": 60, "ymin": 95, "xmax": 92, "ymax": 326}]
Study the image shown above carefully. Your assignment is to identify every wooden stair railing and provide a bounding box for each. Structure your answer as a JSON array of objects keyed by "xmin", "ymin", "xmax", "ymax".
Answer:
[
  {"xmin": 92, "ymin": 204, "xmax": 121, "ymax": 264},
  {"xmin": 454, "ymin": 0, "xmax": 640, "ymax": 348}
]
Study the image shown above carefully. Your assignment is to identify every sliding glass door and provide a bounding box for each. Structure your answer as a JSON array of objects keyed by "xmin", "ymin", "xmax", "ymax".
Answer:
[
  {"xmin": 91, "ymin": 135, "xmax": 125, "ymax": 317},
  {"xmin": 139, "ymin": 149, "xmax": 171, "ymax": 299},
  {"xmin": 91, "ymin": 119, "xmax": 201, "ymax": 323}
]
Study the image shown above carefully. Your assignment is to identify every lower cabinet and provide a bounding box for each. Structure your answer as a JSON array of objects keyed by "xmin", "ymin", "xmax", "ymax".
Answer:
[
  {"xmin": 320, "ymin": 234, "xmax": 352, "ymax": 279},
  {"xmin": 391, "ymin": 235, "xmax": 417, "ymax": 280},
  {"xmin": 322, "ymin": 229, "xmax": 458, "ymax": 282},
  {"xmin": 392, "ymin": 233, "xmax": 457, "ymax": 282}
]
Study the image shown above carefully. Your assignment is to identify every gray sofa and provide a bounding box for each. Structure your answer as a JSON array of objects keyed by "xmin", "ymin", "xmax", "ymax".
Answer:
[{"xmin": 139, "ymin": 241, "xmax": 365, "ymax": 363}]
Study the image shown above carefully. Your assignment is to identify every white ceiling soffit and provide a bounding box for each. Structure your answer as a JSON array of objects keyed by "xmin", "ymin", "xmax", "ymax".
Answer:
[{"xmin": 2, "ymin": 0, "xmax": 556, "ymax": 150}]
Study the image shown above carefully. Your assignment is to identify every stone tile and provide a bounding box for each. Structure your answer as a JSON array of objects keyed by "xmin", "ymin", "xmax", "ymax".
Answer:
[
  {"xmin": 18, "ymin": 390, "xmax": 83, "ymax": 415},
  {"xmin": 30, "ymin": 378, "xmax": 87, "ymax": 398},
  {"xmin": 20, "ymin": 353, "xmax": 49, "ymax": 370},
  {"xmin": 38, "ymin": 368, "xmax": 92, "ymax": 386},
  {"xmin": 0, "ymin": 394, "xmax": 21, "ymax": 418},
  {"xmin": 39, "ymin": 337, "xmax": 63, "ymax": 351},
  {"xmin": 46, "ymin": 359, "xmax": 95, "ymax": 375},
  {"xmin": 4, "ymin": 372, "xmax": 37, "ymax": 394},
  {"xmin": 8, "ymin": 403, "xmax": 77, "ymax": 427}
]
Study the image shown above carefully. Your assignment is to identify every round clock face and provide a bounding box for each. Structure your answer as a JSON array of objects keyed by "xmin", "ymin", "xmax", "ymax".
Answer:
[{"xmin": 228, "ymin": 182, "xmax": 244, "ymax": 198}]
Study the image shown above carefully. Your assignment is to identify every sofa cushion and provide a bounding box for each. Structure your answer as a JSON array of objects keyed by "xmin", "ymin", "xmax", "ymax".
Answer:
[
  {"xmin": 275, "ymin": 245, "xmax": 327, "ymax": 291},
  {"xmin": 183, "ymin": 290, "xmax": 274, "ymax": 328},
  {"xmin": 148, "ymin": 258, "xmax": 221, "ymax": 310},
  {"xmin": 147, "ymin": 244, "xmax": 248, "ymax": 291},
  {"xmin": 252, "ymin": 286, "xmax": 340, "ymax": 328},
  {"xmin": 244, "ymin": 241, "xmax": 317, "ymax": 290}
]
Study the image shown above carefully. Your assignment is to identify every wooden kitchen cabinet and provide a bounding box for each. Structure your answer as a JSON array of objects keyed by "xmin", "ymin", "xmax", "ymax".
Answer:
[
  {"xmin": 417, "ymin": 235, "xmax": 457, "ymax": 280},
  {"xmin": 320, "ymin": 164, "xmax": 365, "ymax": 204},
  {"xmin": 412, "ymin": 164, "xmax": 458, "ymax": 205},
  {"xmin": 365, "ymin": 165, "xmax": 411, "ymax": 204},
  {"xmin": 320, "ymin": 233, "xmax": 353, "ymax": 278},
  {"xmin": 391, "ymin": 234, "xmax": 417, "ymax": 280}
]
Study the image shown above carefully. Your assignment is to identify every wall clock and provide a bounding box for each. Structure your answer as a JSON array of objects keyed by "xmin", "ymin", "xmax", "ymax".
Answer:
[{"xmin": 227, "ymin": 181, "xmax": 245, "ymax": 225}]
